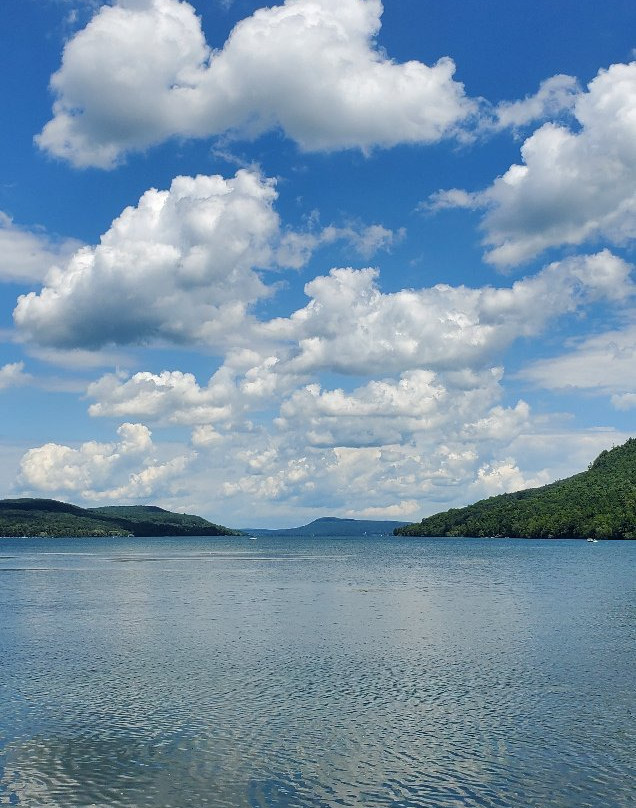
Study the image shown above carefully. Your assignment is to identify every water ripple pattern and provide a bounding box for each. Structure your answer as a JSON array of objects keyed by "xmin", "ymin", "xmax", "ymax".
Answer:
[{"xmin": 0, "ymin": 536, "xmax": 634, "ymax": 807}]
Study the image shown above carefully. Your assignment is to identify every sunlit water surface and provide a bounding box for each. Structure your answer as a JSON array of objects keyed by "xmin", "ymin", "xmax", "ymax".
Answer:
[{"xmin": 0, "ymin": 535, "xmax": 634, "ymax": 807}]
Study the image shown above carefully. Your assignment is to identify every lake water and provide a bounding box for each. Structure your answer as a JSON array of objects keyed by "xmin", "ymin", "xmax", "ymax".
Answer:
[{"xmin": 0, "ymin": 535, "xmax": 633, "ymax": 808}]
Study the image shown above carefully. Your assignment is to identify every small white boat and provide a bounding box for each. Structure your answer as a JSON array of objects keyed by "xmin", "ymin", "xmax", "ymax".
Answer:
[{"xmin": 586, "ymin": 537, "xmax": 599, "ymax": 543}]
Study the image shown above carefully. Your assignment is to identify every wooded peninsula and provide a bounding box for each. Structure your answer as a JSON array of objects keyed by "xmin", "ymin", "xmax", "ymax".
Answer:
[
  {"xmin": 0, "ymin": 499, "xmax": 240, "ymax": 538},
  {"xmin": 395, "ymin": 438, "xmax": 636, "ymax": 539}
]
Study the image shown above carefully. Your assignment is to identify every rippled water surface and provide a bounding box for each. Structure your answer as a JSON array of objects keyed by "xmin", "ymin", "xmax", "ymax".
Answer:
[{"xmin": 0, "ymin": 536, "xmax": 634, "ymax": 807}]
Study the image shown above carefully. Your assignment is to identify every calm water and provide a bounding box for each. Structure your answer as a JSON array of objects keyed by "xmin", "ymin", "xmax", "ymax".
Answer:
[{"xmin": 0, "ymin": 535, "xmax": 633, "ymax": 808}]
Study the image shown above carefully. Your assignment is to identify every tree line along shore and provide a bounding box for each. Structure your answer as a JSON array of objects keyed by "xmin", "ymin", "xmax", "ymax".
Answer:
[{"xmin": 395, "ymin": 438, "xmax": 636, "ymax": 539}]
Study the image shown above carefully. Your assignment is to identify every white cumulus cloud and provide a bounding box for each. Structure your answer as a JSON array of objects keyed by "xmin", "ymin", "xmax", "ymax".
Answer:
[
  {"xmin": 14, "ymin": 168, "xmax": 402, "ymax": 350},
  {"xmin": 264, "ymin": 251, "xmax": 633, "ymax": 376},
  {"xmin": 37, "ymin": 0, "xmax": 475, "ymax": 168},
  {"xmin": 14, "ymin": 170, "xmax": 282, "ymax": 348},
  {"xmin": 275, "ymin": 369, "xmax": 513, "ymax": 449},
  {"xmin": 433, "ymin": 61, "xmax": 636, "ymax": 267},
  {"xmin": 17, "ymin": 422, "xmax": 193, "ymax": 501},
  {"xmin": 79, "ymin": 251, "xmax": 632, "ymax": 454},
  {"xmin": 87, "ymin": 368, "xmax": 240, "ymax": 425}
]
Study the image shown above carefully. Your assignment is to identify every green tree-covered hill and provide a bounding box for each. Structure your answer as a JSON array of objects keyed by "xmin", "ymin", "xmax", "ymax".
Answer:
[
  {"xmin": 395, "ymin": 438, "xmax": 636, "ymax": 539},
  {"xmin": 0, "ymin": 499, "xmax": 240, "ymax": 538}
]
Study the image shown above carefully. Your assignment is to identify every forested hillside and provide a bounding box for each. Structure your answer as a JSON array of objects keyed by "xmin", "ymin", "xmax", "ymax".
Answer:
[
  {"xmin": 0, "ymin": 499, "xmax": 240, "ymax": 538},
  {"xmin": 395, "ymin": 439, "xmax": 636, "ymax": 539}
]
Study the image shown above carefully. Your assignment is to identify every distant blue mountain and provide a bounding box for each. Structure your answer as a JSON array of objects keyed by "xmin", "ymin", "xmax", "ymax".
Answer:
[{"xmin": 241, "ymin": 516, "xmax": 408, "ymax": 537}]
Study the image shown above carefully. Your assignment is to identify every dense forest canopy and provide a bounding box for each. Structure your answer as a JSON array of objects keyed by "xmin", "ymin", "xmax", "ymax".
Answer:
[
  {"xmin": 0, "ymin": 499, "xmax": 240, "ymax": 538},
  {"xmin": 395, "ymin": 438, "xmax": 636, "ymax": 539}
]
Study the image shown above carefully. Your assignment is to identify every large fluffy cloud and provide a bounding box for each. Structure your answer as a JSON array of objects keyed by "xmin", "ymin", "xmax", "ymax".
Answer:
[
  {"xmin": 18, "ymin": 422, "xmax": 193, "ymax": 501},
  {"xmin": 37, "ymin": 0, "xmax": 475, "ymax": 167},
  {"xmin": 15, "ymin": 170, "xmax": 281, "ymax": 348},
  {"xmin": 275, "ymin": 368, "xmax": 514, "ymax": 448},
  {"xmin": 86, "ymin": 346, "xmax": 308, "ymax": 427},
  {"xmin": 81, "ymin": 250, "xmax": 633, "ymax": 434},
  {"xmin": 87, "ymin": 368, "xmax": 242, "ymax": 425},
  {"xmin": 264, "ymin": 250, "xmax": 633, "ymax": 376},
  {"xmin": 433, "ymin": 61, "xmax": 636, "ymax": 267},
  {"xmin": 14, "ymin": 168, "xmax": 401, "ymax": 350}
]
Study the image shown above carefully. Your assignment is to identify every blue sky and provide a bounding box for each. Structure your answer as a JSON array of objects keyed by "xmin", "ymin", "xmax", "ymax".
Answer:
[{"xmin": 1, "ymin": 0, "xmax": 635, "ymax": 527}]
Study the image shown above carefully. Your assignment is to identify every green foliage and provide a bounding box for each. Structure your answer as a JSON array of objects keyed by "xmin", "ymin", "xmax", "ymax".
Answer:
[
  {"xmin": 0, "ymin": 498, "xmax": 241, "ymax": 538},
  {"xmin": 395, "ymin": 438, "xmax": 636, "ymax": 539}
]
